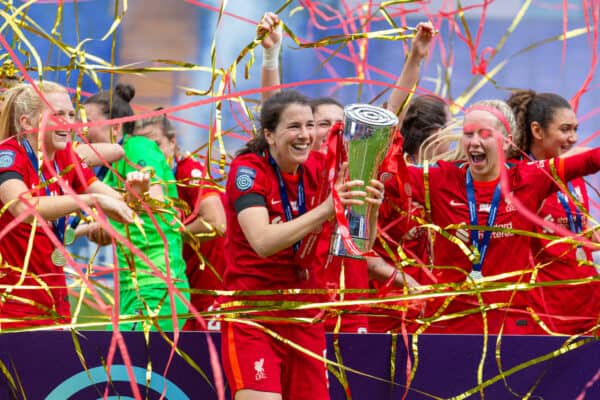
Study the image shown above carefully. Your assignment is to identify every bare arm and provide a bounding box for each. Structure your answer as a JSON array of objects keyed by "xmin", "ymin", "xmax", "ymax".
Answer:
[
  {"xmin": 0, "ymin": 179, "xmax": 133, "ymax": 224},
  {"xmin": 239, "ymin": 179, "xmax": 367, "ymax": 258},
  {"xmin": 387, "ymin": 22, "xmax": 435, "ymax": 125},
  {"xmin": 86, "ymin": 180, "xmax": 122, "ymax": 199},
  {"xmin": 186, "ymin": 194, "xmax": 227, "ymax": 236},
  {"xmin": 75, "ymin": 143, "xmax": 124, "ymax": 167},
  {"xmin": 366, "ymin": 255, "xmax": 420, "ymax": 290},
  {"xmin": 259, "ymin": 12, "xmax": 282, "ymax": 104}
]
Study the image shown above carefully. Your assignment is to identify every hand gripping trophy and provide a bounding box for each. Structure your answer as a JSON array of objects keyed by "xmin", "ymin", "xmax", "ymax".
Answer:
[{"xmin": 330, "ymin": 104, "xmax": 398, "ymax": 258}]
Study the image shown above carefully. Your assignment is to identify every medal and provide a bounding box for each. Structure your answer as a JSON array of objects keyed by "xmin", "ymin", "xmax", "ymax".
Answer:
[
  {"xmin": 64, "ymin": 226, "xmax": 76, "ymax": 246},
  {"xmin": 575, "ymin": 247, "xmax": 587, "ymax": 262},
  {"xmin": 469, "ymin": 270, "xmax": 483, "ymax": 281},
  {"xmin": 51, "ymin": 248, "xmax": 66, "ymax": 267}
]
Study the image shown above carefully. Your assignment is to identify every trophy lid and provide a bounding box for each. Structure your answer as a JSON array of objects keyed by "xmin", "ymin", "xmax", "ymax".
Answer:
[{"xmin": 344, "ymin": 104, "xmax": 399, "ymax": 128}]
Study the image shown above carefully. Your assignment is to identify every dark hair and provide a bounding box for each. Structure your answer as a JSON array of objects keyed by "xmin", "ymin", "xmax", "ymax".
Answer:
[
  {"xmin": 310, "ymin": 97, "xmax": 343, "ymax": 113},
  {"xmin": 237, "ymin": 90, "xmax": 311, "ymax": 156},
  {"xmin": 506, "ymin": 90, "xmax": 571, "ymax": 153},
  {"xmin": 134, "ymin": 107, "xmax": 176, "ymax": 140},
  {"xmin": 401, "ymin": 94, "xmax": 448, "ymax": 156},
  {"xmin": 83, "ymin": 83, "xmax": 136, "ymax": 134}
]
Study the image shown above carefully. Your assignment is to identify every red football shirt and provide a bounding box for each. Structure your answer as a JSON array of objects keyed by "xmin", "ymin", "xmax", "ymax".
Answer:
[
  {"xmin": 383, "ymin": 149, "xmax": 600, "ymax": 333},
  {"xmin": 0, "ymin": 138, "xmax": 96, "ymax": 328},
  {"xmin": 174, "ymin": 155, "xmax": 226, "ymax": 322},
  {"xmin": 223, "ymin": 151, "xmax": 327, "ymax": 317},
  {"xmin": 532, "ymin": 177, "xmax": 599, "ymax": 333}
]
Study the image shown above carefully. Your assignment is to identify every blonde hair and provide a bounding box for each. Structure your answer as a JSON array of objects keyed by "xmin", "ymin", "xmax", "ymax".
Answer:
[
  {"xmin": 466, "ymin": 99, "xmax": 519, "ymax": 159},
  {"xmin": 418, "ymin": 118, "xmax": 464, "ymax": 163},
  {"xmin": 0, "ymin": 81, "xmax": 67, "ymax": 142}
]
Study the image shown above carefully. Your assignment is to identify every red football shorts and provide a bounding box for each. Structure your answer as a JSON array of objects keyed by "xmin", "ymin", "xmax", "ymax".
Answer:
[{"xmin": 221, "ymin": 320, "xmax": 329, "ymax": 399}]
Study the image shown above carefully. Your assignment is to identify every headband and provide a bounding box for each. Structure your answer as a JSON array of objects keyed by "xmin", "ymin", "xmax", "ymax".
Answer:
[{"xmin": 465, "ymin": 104, "xmax": 511, "ymax": 137}]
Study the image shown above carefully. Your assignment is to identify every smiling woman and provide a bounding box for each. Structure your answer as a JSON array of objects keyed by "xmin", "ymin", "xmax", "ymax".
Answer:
[
  {"xmin": 507, "ymin": 90, "xmax": 600, "ymax": 334},
  {"xmin": 374, "ymin": 99, "xmax": 600, "ymax": 335},
  {"xmin": 221, "ymin": 90, "xmax": 384, "ymax": 400},
  {"xmin": 0, "ymin": 81, "xmax": 135, "ymax": 330}
]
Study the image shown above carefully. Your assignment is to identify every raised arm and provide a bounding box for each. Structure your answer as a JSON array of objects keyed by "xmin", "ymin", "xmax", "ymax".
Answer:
[
  {"xmin": 259, "ymin": 12, "xmax": 283, "ymax": 104},
  {"xmin": 386, "ymin": 22, "xmax": 435, "ymax": 126}
]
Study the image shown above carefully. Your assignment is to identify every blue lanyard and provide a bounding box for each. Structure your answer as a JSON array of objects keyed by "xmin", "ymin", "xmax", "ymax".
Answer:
[
  {"xmin": 528, "ymin": 152, "xmax": 582, "ymax": 233},
  {"xmin": 267, "ymin": 153, "xmax": 306, "ymax": 253},
  {"xmin": 466, "ymin": 169, "xmax": 501, "ymax": 273},
  {"xmin": 556, "ymin": 182, "xmax": 583, "ymax": 234},
  {"xmin": 22, "ymin": 139, "xmax": 66, "ymax": 243}
]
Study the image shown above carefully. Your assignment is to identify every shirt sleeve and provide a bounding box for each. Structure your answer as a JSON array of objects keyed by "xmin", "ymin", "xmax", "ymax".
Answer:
[
  {"xmin": 177, "ymin": 158, "xmax": 221, "ymax": 214},
  {"xmin": 0, "ymin": 142, "xmax": 31, "ymax": 191},
  {"xmin": 63, "ymin": 143, "xmax": 97, "ymax": 194},
  {"xmin": 520, "ymin": 148, "xmax": 600, "ymax": 205},
  {"xmin": 226, "ymin": 155, "xmax": 268, "ymax": 214}
]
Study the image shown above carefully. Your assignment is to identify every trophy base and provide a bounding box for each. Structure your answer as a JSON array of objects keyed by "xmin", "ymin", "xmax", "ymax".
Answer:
[{"xmin": 329, "ymin": 233, "xmax": 368, "ymax": 259}]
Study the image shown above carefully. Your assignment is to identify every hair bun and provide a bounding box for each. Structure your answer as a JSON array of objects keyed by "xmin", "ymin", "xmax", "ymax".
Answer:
[{"xmin": 115, "ymin": 83, "xmax": 135, "ymax": 103}]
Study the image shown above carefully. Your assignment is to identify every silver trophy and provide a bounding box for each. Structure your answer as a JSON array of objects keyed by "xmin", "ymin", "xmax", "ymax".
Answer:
[{"xmin": 330, "ymin": 104, "xmax": 399, "ymax": 258}]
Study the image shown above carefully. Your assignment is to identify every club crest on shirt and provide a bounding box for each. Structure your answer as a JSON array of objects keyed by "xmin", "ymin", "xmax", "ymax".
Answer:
[
  {"xmin": 236, "ymin": 166, "xmax": 256, "ymax": 191},
  {"xmin": 0, "ymin": 150, "xmax": 15, "ymax": 168}
]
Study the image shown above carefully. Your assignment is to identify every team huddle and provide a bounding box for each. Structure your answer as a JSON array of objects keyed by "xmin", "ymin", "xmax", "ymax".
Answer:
[{"xmin": 0, "ymin": 11, "xmax": 599, "ymax": 400}]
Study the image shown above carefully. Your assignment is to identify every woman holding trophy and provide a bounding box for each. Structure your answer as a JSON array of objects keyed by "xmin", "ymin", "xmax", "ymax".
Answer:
[{"xmin": 220, "ymin": 90, "xmax": 384, "ymax": 400}]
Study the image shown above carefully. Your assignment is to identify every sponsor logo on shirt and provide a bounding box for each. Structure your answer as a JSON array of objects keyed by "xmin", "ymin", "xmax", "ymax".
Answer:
[
  {"xmin": 456, "ymin": 222, "xmax": 514, "ymax": 242},
  {"xmin": 0, "ymin": 150, "xmax": 16, "ymax": 168},
  {"xmin": 235, "ymin": 166, "xmax": 256, "ymax": 191},
  {"xmin": 491, "ymin": 222, "xmax": 513, "ymax": 238}
]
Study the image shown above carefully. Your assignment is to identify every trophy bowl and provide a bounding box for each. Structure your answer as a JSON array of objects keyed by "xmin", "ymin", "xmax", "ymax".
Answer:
[{"xmin": 330, "ymin": 103, "xmax": 399, "ymax": 258}]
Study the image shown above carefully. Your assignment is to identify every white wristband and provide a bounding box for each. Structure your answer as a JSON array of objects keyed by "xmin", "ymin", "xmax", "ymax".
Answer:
[{"xmin": 262, "ymin": 24, "xmax": 282, "ymax": 70}]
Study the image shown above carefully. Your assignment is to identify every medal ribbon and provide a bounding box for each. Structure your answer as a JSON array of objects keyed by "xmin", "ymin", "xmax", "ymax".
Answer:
[
  {"xmin": 22, "ymin": 138, "xmax": 66, "ymax": 243},
  {"xmin": 556, "ymin": 182, "xmax": 583, "ymax": 234},
  {"xmin": 466, "ymin": 168, "xmax": 501, "ymax": 273},
  {"xmin": 530, "ymin": 153, "xmax": 583, "ymax": 242},
  {"xmin": 267, "ymin": 152, "xmax": 306, "ymax": 254}
]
